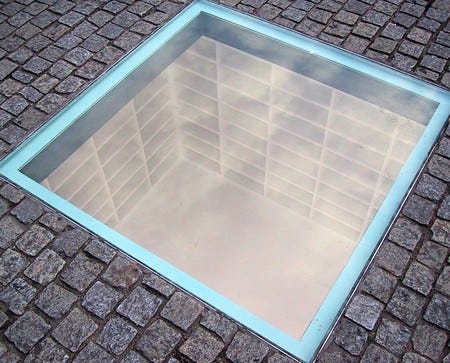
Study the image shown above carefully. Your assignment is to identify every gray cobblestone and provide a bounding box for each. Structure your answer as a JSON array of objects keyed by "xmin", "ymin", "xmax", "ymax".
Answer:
[
  {"xmin": 387, "ymin": 287, "xmax": 427, "ymax": 326},
  {"xmin": 137, "ymin": 319, "xmax": 182, "ymax": 362},
  {"xmin": 36, "ymin": 93, "xmax": 68, "ymax": 114},
  {"xmin": 52, "ymin": 308, "xmax": 98, "ymax": 352},
  {"xmin": 417, "ymin": 240, "xmax": 447, "ymax": 271},
  {"xmin": 0, "ymin": 59, "xmax": 18, "ymax": 80},
  {"xmin": 5, "ymin": 311, "xmax": 50, "ymax": 353},
  {"xmin": 16, "ymin": 224, "xmax": 54, "ymax": 256},
  {"xmin": 82, "ymin": 281, "xmax": 123, "ymax": 318},
  {"xmin": 268, "ymin": 353, "xmax": 297, "ymax": 363},
  {"xmin": 402, "ymin": 195, "xmax": 437, "ymax": 225},
  {"xmin": 388, "ymin": 217, "xmax": 422, "ymax": 251},
  {"xmin": 296, "ymin": 18, "xmax": 325, "ymax": 36},
  {"xmin": 226, "ymin": 331, "xmax": 269, "ymax": 363},
  {"xmin": 84, "ymin": 239, "xmax": 116, "ymax": 263},
  {"xmin": 75, "ymin": 60, "xmax": 104, "ymax": 79},
  {"xmin": 55, "ymin": 75, "xmax": 85, "ymax": 93},
  {"xmin": 0, "ymin": 277, "xmax": 37, "ymax": 315},
  {"xmin": 430, "ymin": 218, "xmax": 450, "ymax": 247},
  {"xmin": 0, "ymin": 124, "xmax": 27, "ymax": 144},
  {"xmin": 200, "ymin": 310, "xmax": 238, "ymax": 343},
  {"xmin": 72, "ymin": 21, "xmax": 97, "ymax": 39},
  {"xmin": 55, "ymin": 33, "xmax": 82, "ymax": 50},
  {"xmin": 403, "ymin": 262, "xmax": 435, "ymax": 296},
  {"xmin": 179, "ymin": 327, "xmax": 224, "ymax": 363},
  {"xmin": 161, "ymin": 291, "xmax": 204, "ymax": 331},
  {"xmin": 420, "ymin": 54, "xmax": 446, "ymax": 73},
  {"xmin": 59, "ymin": 11, "xmax": 85, "ymax": 26},
  {"xmin": 61, "ymin": 253, "xmax": 102, "ymax": 291},
  {"xmin": 317, "ymin": 344, "xmax": 359, "ymax": 362},
  {"xmin": 73, "ymin": 342, "xmax": 114, "ymax": 363},
  {"xmin": 375, "ymin": 318, "xmax": 411, "ymax": 355},
  {"xmin": 361, "ymin": 344, "xmax": 398, "ymax": 363},
  {"xmin": 0, "ymin": 215, "xmax": 26, "ymax": 249},
  {"xmin": 360, "ymin": 266, "xmax": 397, "ymax": 303},
  {"xmin": 53, "ymin": 228, "xmax": 89, "ymax": 257},
  {"xmin": 35, "ymin": 282, "xmax": 77, "ymax": 318},
  {"xmin": 24, "ymin": 248, "xmax": 65, "ymax": 285},
  {"xmin": 423, "ymin": 293, "xmax": 450, "ymax": 330},
  {"xmin": 407, "ymin": 28, "xmax": 432, "ymax": 45},
  {"xmin": 97, "ymin": 23, "xmax": 124, "ymax": 40},
  {"xmin": 23, "ymin": 337, "xmax": 70, "ymax": 363},
  {"xmin": 0, "ymin": 310, "xmax": 8, "ymax": 328},
  {"xmin": 438, "ymin": 195, "xmax": 450, "ymax": 220},
  {"xmin": 0, "ymin": 249, "xmax": 29, "ymax": 285},
  {"xmin": 281, "ymin": 7, "xmax": 306, "ymax": 23},
  {"xmin": 415, "ymin": 173, "xmax": 447, "ymax": 202},
  {"xmin": 15, "ymin": 106, "xmax": 46, "ymax": 128},
  {"xmin": 49, "ymin": 59, "xmax": 75, "ymax": 79},
  {"xmin": 97, "ymin": 317, "xmax": 137, "ymax": 355},
  {"xmin": 117, "ymin": 286, "xmax": 161, "ymax": 326},
  {"xmin": 39, "ymin": 212, "xmax": 67, "ymax": 233},
  {"xmin": 402, "ymin": 352, "xmax": 433, "ymax": 363},
  {"xmin": 121, "ymin": 351, "xmax": 148, "ymax": 363},
  {"xmin": 412, "ymin": 323, "xmax": 447, "ymax": 361},
  {"xmin": 32, "ymin": 74, "xmax": 59, "ymax": 93},
  {"xmin": 142, "ymin": 272, "xmax": 175, "ymax": 297},
  {"xmin": 1, "ymin": 95, "xmax": 29, "ymax": 116},
  {"xmin": 102, "ymin": 255, "xmax": 142, "ymax": 288},
  {"xmin": 42, "ymin": 23, "xmax": 69, "ymax": 41},
  {"xmin": 93, "ymin": 45, "xmax": 124, "ymax": 64},
  {"xmin": 353, "ymin": 22, "xmax": 379, "ymax": 38},
  {"xmin": 334, "ymin": 318, "xmax": 368, "ymax": 355},
  {"xmin": 345, "ymin": 293, "xmax": 384, "ymax": 330},
  {"xmin": 375, "ymin": 241, "xmax": 410, "ymax": 276},
  {"xmin": 436, "ymin": 266, "xmax": 449, "ymax": 296}
]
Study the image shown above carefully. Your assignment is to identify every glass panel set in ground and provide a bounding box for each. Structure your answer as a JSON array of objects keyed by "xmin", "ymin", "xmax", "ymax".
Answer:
[{"xmin": 21, "ymin": 14, "xmax": 435, "ymax": 341}]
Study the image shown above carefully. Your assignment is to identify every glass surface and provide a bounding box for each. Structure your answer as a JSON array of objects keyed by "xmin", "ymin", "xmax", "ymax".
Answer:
[{"xmin": 22, "ymin": 15, "xmax": 436, "ymax": 339}]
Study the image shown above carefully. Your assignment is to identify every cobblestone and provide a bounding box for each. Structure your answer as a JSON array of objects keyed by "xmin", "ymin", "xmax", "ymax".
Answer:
[
  {"xmin": 117, "ymin": 286, "xmax": 161, "ymax": 326},
  {"xmin": 387, "ymin": 286, "xmax": 427, "ymax": 326},
  {"xmin": 52, "ymin": 308, "xmax": 98, "ymax": 352},
  {"xmin": 137, "ymin": 320, "xmax": 182, "ymax": 362},
  {"xmin": 334, "ymin": 318, "xmax": 368, "ymax": 355},
  {"xmin": 415, "ymin": 173, "xmax": 447, "ymax": 202},
  {"xmin": 61, "ymin": 253, "xmax": 102, "ymax": 291},
  {"xmin": 417, "ymin": 240, "xmax": 447, "ymax": 271},
  {"xmin": 0, "ymin": 215, "xmax": 26, "ymax": 249},
  {"xmin": 360, "ymin": 344, "xmax": 398, "ymax": 363},
  {"xmin": 35, "ymin": 282, "xmax": 77, "ymax": 318},
  {"xmin": 97, "ymin": 317, "xmax": 137, "ymax": 355},
  {"xmin": 39, "ymin": 212, "xmax": 67, "ymax": 233},
  {"xmin": 423, "ymin": 293, "xmax": 450, "ymax": 330},
  {"xmin": 412, "ymin": 323, "xmax": 447, "ymax": 361},
  {"xmin": 388, "ymin": 217, "xmax": 422, "ymax": 251},
  {"xmin": 102, "ymin": 255, "xmax": 142, "ymax": 288},
  {"xmin": 375, "ymin": 241, "xmax": 411, "ymax": 276},
  {"xmin": 16, "ymin": 224, "xmax": 54, "ymax": 256},
  {"xmin": 436, "ymin": 266, "xmax": 450, "ymax": 296},
  {"xmin": 0, "ymin": 277, "xmax": 37, "ymax": 315},
  {"xmin": 438, "ymin": 195, "xmax": 450, "ymax": 220},
  {"xmin": 73, "ymin": 342, "xmax": 114, "ymax": 363},
  {"xmin": 345, "ymin": 293, "xmax": 384, "ymax": 330},
  {"xmin": 402, "ymin": 195, "xmax": 437, "ymax": 225},
  {"xmin": 226, "ymin": 331, "xmax": 270, "ymax": 363},
  {"xmin": 1, "ymin": 95, "xmax": 29, "ymax": 116},
  {"xmin": 82, "ymin": 281, "xmax": 123, "ymax": 318},
  {"xmin": 142, "ymin": 272, "xmax": 175, "ymax": 297},
  {"xmin": 430, "ymin": 218, "xmax": 450, "ymax": 247},
  {"xmin": 84, "ymin": 239, "xmax": 116, "ymax": 263},
  {"xmin": 179, "ymin": 327, "xmax": 224, "ymax": 363},
  {"xmin": 200, "ymin": 310, "xmax": 238, "ymax": 343},
  {"xmin": 24, "ymin": 248, "xmax": 65, "ymax": 285},
  {"xmin": 23, "ymin": 337, "xmax": 69, "ymax": 363},
  {"xmin": 5, "ymin": 311, "xmax": 50, "ymax": 353},
  {"xmin": 360, "ymin": 266, "xmax": 397, "ymax": 303},
  {"xmin": 0, "ymin": 249, "xmax": 29, "ymax": 285},
  {"xmin": 375, "ymin": 318, "xmax": 411, "ymax": 355},
  {"xmin": 403, "ymin": 261, "xmax": 435, "ymax": 296},
  {"xmin": 52, "ymin": 228, "xmax": 89, "ymax": 257},
  {"xmin": 161, "ymin": 291, "xmax": 204, "ymax": 331}
]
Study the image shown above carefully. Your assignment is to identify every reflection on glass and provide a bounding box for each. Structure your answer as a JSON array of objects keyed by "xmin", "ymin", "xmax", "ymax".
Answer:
[{"xmin": 31, "ymin": 36, "xmax": 428, "ymax": 338}]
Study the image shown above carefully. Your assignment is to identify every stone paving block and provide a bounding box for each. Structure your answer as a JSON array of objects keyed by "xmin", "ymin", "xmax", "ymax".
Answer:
[
  {"xmin": 55, "ymin": 74, "xmax": 85, "ymax": 93},
  {"xmin": 82, "ymin": 281, "xmax": 123, "ymax": 318},
  {"xmin": 11, "ymin": 198, "xmax": 43, "ymax": 224},
  {"xmin": 417, "ymin": 240, "xmax": 447, "ymax": 271},
  {"xmin": 345, "ymin": 293, "xmax": 384, "ymax": 330},
  {"xmin": 97, "ymin": 317, "xmax": 137, "ymax": 355},
  {"xmin": 0, "ymin": 249, "xmax": 29, "ymax": 285},
  {"xmin": 281, "ymin": 7, "xmax": 306, "ymax": 23},
  {"xmin": 415, "ymin": 173, "xmax": 447, "ymax": 202},
  {"xmin": 142, "ymin": 272, "xmax": 175, "ymax": 297},
  {"xmin": 360, "ymin": 266, "xmax": 397, "ymax": 303},
  {"xmin": 117, "ymin": 286, "xmax": 161, "ymax": 326},
  {"xmin": 39, "ymin": 212, "xmax": 67, "ymax": 233},
  {"xmin": 267, "ymin": 353, "xmax": 297, "ymax": 363},
  {"xmin": 161, "ymin": 291, "xmax": 204, "ymax": 331},
  {"xmin": 5, "ymin": 311, "xmax": 51, "ymax": 353},
  {"xmin": 55, "ymin": 33, "xmax": 82, "ymax": 50},
  {"xmin": 93, "ymin": 45, "xmax": 124, "ymax": 64},
  {"xmin": 0, "ymin": 277, "xmax": 37, "ymax": 315},
  {"xmin": 42, "ymin": 23, "xmax": 70, "ymax": 41},
  {"xmin": 423, "ymin": 293, "xmax": 450, "ymax": 330},
  {"xmin": 200, "ymin": 310, "xmax": 238, "ymax": 343},
  {"xmin": 15, "ymin": 224, "xmax": 54, "ymax": 256},
  {"xmin": 52, "ymin": 308, "xmax": 98, "ymax": 352},
  {"xmin": 375, "ymin": 318, "xmax": 411, "ymax": 355},
  {"xmin": 386, "ymin": 286, "xmax": 427, "ymax": 326},
  {"xmin": 360, "ymin": 344, "xmax": 398, "ymax": 363},
  {"xmin": 317, "ymin": 343, "xmax": 359, "ymax": 363},
  {"xmin": 0, "ymin": 215, "xmax": 26, "ymax": 249},
  {"xmin": 375, "ymin": 241, "xmax": 410, "ymax": 276},
  {"xmin": 88, "ymin": 10, "xmax": 113, "ymax": 27},
  {"xmin": 402, "ymin": 352, "xmax": 433, "ymax": 363},
  {"xmin": 113, "ymin": 31, "xmax": 142, "ymax": 51},
  {"xmin": 0, "ymin": 351, "xmax": 20, "ymax": 363},
  {"xmin": 387, "ymin": 217, "xmax": 422, "ymax": 251},
  {"xmin": 136, "ymin": 319, "xmax": 182, "ymax": 362},
  {"xmin": 84, "ymin": 239, "xmax": 116, "ymax": 263},
  {"xmin": 49, "ymin": 59, "xmax": 75, "ymax": 79},
  {"xmin": 74, "ymin": 59, "xmax": 104, "ymax": 79},
  {"xmin": 102, "ymin": 255, "xmax": 142, "ymax": 288},
  {"xmin": 24, "ymin": 248, "xmax": 65, "ymax": 285},
  {"xmin": 411, "ymin": 323, "xmax": 447, "ymax": 361},
  {"xmin": 0, "ymin": 95, "xmax": 29, "ymax": 117},
  {"xmin": 32, "ymin": 74, "xmax": 59, "ymax": 93},
  {"xmin": 0, "ymin": 124, "xmax": 27, "ymax": 144},
  {"xmin": 0, "ymin": 59, "xmax": 19, "ymax": 80},
  {"xmin": 59, "ymin": 11, "xmax": 85, "ymax": 26},
  {"xmin": 52, "ymin": 228, "xmax": 89, "ymax": 257},
  {"xmin": 436, "ymin": 266, "xmax": 449, "ymax": 296},
  {"xmin": 427, "ymin": 155, "xmax": 450, "ymax": 182},
  {"xmin": 179, "ymin": 327, "xmax": 224, "ymax": 363},
  {"xmin": 72, "ymin": 20, "xmax": 98, "ymax": 39},
  {"xmin": 402, "ymin": 195, "xmax": 437, "ymax": 225},
  {"xmin": 63, "ymin": 47, "xmax": 92, "ymax": 66},
  {"xmin": 23, "ymin": 337, "xmax": 70, "ymax": 363},
  {"xmin": 226, "ymin": 331, "xmax": 269, "ymax": 363},
  {"xmin": 121, "ymin": 351, "xmax": 148, "ymax": 363},
  {"xmin": 334, "ymin": 318, "xmax": 368, "ymax": 355},
  {"xmin": 438, "ymin": 195, "xmax": 450, "ymax": 220},
  {"xmin": 0, "ymin": 310, "xmax": 8, "ymax": 328},
  {"xmin": 35, "ymin": 282, "xmax": 77, "ymax": 318},
  {"xmin": 403, "ymin": 261, "xmax": 435, "ymax": 296},
  {"xmin": 60, "ymin": 253, "xmax": 103, "ymax": 291},
  {"xmin": 14, "ymin": 106, "xmax": 46, "ymax": 129},
  {"xmin": 72, "ymin": 342, "xmax": 115, "ymax": 363},
  {"xmin": 430, "ymin": 219, "xmax": 450, "ymax": 247}
]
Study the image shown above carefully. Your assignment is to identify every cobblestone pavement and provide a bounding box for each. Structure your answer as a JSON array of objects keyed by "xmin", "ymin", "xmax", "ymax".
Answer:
[{"xmin": 0, "ymin": 0, "xmax": 448, "ymax": 362}]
